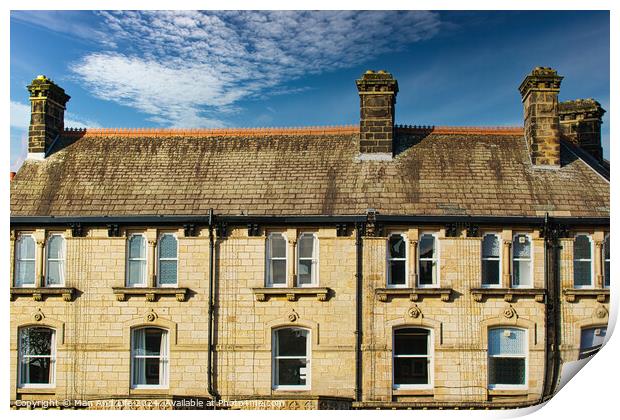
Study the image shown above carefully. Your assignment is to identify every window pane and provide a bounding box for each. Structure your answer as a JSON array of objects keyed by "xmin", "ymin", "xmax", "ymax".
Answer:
[
  {"xmin": 159, "ymin": 261, "xmax": 177, "ymax": 285},
  {"xmin": 394, "ymin": 329, "xmax": 428, "ymax": 356},
  {"xmin": 489, "ymin": 328, "xmax": 525, "ymax": 355},
  {"xmin": 574, "ymin": 261, "xmax": 592, "ymax": 287},
  {"xmin": 579, "ymin": 327, "xmax": 607, "ymax": 359},
  {"xmin": 271, "ymin": 260, "xmax": 287, "ymax": 284},
  {"xmin": 128, "ymin": 236, "xmax": 145, "ymax": 259},
  {"xmin": 389, "ymin": 235, "xmax": 406, "ymax": 259},
  {"xmin": 276, "ymin": 328, "xmax": 307, "ymax": 357},
  {"xmin": 270, "ymin": 234, "xmax": 286, "ymax": 258},
  {"xmin": 46, "ymin": 261, "xmax": 62, "ymax": 285},
  {"xmin": 298, "ymin": 260, "xmax": 314, "ymax": 285},
  {"xmin": 605, "ymin": 261, "xmax": 610, "ymax": 287},
  {"xmin": 513, "ymin": 235, "xmax": 530, "ymax": 258},
  {"xmin": 133, "ymin": 358, "xmax": 161, "ymax": 385},
  {"xmin": 489, "ymin": 358, "xmax": 525, "ymax": 385},
  {"xmin": 158, "ymin": 235, "xmax": 177, "ymax": 259},
  {"xmin": 128, "ymin": 260, "xmax": 146, "ymax": 286},
  {"xmin": 21, "ymin": 357, "xmax": 52, "ymax": 385},
  {"xmin": 47, "ymin": 236, "xmax": 63, "ymax": 259},
  {"xmin": 21, "ymin": 328, "xmax": 53, "ymax": 356},
  {"xmin": 482, "ymin": 260, "xmax": 500, "ymax": 286},
  {"xmin": 298, "ymin": 234, "xmax": 315, "ymax": 259},
  {"xmin": 16, "ymin": 261, "xmax": 35, "ymax": 286},
  {"xmin": 513, "ymin": 260, "xmax": 531, "ymax": 286},
  {"xmin": 394, "ymin": 357, "xmax": 428, "ymax": 385},
  {"xmin": 604, "ymin": 236, "xmax": 610, "ymax": 260},
  {"xmin": 390, "ymin": 260, "xmax": 406, "ymax": 285},
  {"xmin": 419, "ymin": 261, "xmax": 435, "ymax": 285},
  {"xmin": 277, "ymin": 358, "xmax": 307, "ymax": 386},
  {"xmin": 419, "ymin": 235, "xmax": 435, "ymax": 259},
  {"xmin": 482, "ymin": 235, "xmax": 500, "ymax": 258},
  {"xmin": 574, "ymin": 235, "xmax": 592, "ymax": 260},
  {"xmin": 19, "ymin": 235, "xmax": 35, "ymax": 259}
]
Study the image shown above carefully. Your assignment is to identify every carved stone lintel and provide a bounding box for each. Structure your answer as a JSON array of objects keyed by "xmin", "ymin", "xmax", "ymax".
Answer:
[
  {"xmin": 145, "ymin": 309, "xmax": 158, "ymax": 323},
  {"xmin": 145, "ymin": 293, "xmax": 156, "ymax": 302},
  {"xmin": 408, "ymin": 305, "xmax": 421, "ymax": 319},
  {"xmin": 503, "ymin": 305, "xmax": 517, "ymax": 319},
  {"xmin": 377, "ymin": 293, "xmax": 388, "ymax": 302}
]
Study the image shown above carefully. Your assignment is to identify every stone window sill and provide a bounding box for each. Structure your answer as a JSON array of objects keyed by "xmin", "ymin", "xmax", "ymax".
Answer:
[
  {"xmin": 563, "ymin": 288, "xmax": 609, "ymax": 303},
  {"xmin": 128, "ymin": 388, "xmax": 170, "ymax": 396},
  {"xmin": 470, "ymin": 288, "xmax": 546, "ymax": 303},
  {"xmin": 392, "ymin": 388, "xmax": 434, "ymax": 396},
  {"xmin": 375, "ymin": 288, "xmax": 453, "ymax": 302},
  {"xmin": 17, "ymin": 387, "xmax": 56, "ymax": 395},
  {"xmin": 487, "ymin": 389, "xmax": 528, "ymax": 397},
  {"xmin": 10, "ymin": 287, "xmax": 77, "ymax": 302},
  {"xmin": 252, "ymin": 287, "xmax": 331, "ymax": 302},
  {"xmin": 112, "ymin": 287, "xmax": 189, "ymax": 302}
]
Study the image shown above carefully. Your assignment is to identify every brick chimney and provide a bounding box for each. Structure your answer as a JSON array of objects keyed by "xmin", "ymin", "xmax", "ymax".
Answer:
[
  {"xmin": 558, "ymin": 99, "xmax": 606, "ymax": 162},
  {"xmin": 27, "ymin": 75, "xmax": 70, "ymax": 159},
  {"xmin": 356, "ymin": 70, "xmax": 398, "ymax": 158},
  {"xmin": 518, "ymin": 67, "xmax": 563, "ymax": 167}
]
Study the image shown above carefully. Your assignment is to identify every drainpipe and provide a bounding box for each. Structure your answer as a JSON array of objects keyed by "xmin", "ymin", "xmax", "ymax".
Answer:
[
  {"xmin": 354, "ymin": 222, "xmax": 364, "ymax": 402},
  {"xmin": 207, "ymin": 208, "xmax": 219, "ymax": 404}
]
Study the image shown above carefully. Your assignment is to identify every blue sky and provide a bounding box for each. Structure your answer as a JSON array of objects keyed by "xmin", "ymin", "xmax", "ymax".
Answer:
[{"xmin": 10, "ymin": 10, "xmax": 610, "ymax": 170}]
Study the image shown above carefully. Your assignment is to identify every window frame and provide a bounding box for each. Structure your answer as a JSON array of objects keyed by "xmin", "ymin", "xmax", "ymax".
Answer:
[
  {"xmin": 487, "ymin": 327, "xmax": 528, "ymax": 391},
  {"xmin": 18, "ymin": 326, "xmax": 56, "ymax": 389},
  {"xmin": 266, "ymin": 232, "xmax": 288, "ymax": 288},
  {"xmin": 417, "ymin": 232, "xmax": 440, "ymax": 288},
  {"xmin": 511, "ymin": 233, "xmax": 533, "ymax": 288},
  {"xmin": 387, "ymin": 232, "xmax": 408, "ymax": 288},
  {"xmin": 126, "ymin": 233, "xmax": 148, "ymax": 288},
  {"xmin": 271, "ymin": 327, "xmax": 311, "ymax": 391},
  {"xmin": 604, "ymin": 234, "xmax": 610, "ymax": 289},
  {"xmin": 14, "ymin": 233, "xmax": 37, "ymax": 288},
  {"xmin": 392, "ymin": 327, "xmax": 434, "ymax": 390},
  {"xmin": 296, "ymin": 232, "xmax": 319, "ymax": 287},
  {"xmin": 44, "ymin": 233, "xmax": 66, "ymax": 288},
  {"xmin": 156, "ymin": 233, "xmax": 179, "ymax": 288},
  {"xmin": 481, "ymin": 233, "xmax": 502, "ymax": 288},
  {"xmin": 130, "ymin": 327, "xmax": 169, "ymax": 389},
  {"xmin": 579, "ymin": 326, "xmax": 607, "ymax": 360},
  {"xmin": 573, "ymin": 233, "xmax": 595, "ymax": 289}
]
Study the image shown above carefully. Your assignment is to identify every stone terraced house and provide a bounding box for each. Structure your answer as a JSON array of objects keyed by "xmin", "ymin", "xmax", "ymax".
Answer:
[{"xmin": 9, "ymin": 67, "xmax": 609, "ymax": 409}]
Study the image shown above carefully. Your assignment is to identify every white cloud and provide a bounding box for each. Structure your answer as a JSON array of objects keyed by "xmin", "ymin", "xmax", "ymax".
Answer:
[{"xmin": 68, "ymin": 11, "xmax": 442, "ymax": 127}]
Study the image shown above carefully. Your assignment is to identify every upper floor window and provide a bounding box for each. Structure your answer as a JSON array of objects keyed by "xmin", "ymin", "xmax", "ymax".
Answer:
[
  {"xmin": 388, "ymin": 233, "xmax": 407, "ymax": 287},
  {"xmin": 272, "ymin": 327, "xmax": 310, "ymax": 390},
  {"xmin": 604, "ymin": 234, "xmax": 610, "ymax": 288},
  {"xmin": 573, "ymin": 234, "xmax": 593, "ymax": 288},
  {"xmin": 15, "ymin": 234, "xmax": 36, "ymax": 287},
  {"xmin": 157, "ymin": 234, "xmax": 178, "ymax": 287},
  {"xmin": 418, "ymin": 233, "xmax": 438, "ymax": 287},
  {"xmin": 131, "ymin": 327, "xmax": 169, "ymax": 388},
  {"xmin": 266, "ymin": 233, "xmax": 287, "ymax": 287},
  {"xmin": 18, "ymin": 327, "xmax": 56, "ymax": 388},
  {"xmin": 481, "ymin": 234, "xmax": 501, "ymax": 287},
  {"xmin": 579, "ymin": 326, "xmax": 607, "ymax": 359},
  {"xmin": 393, "ymin": 328, "xmax": 432, "ymax": 389},
  {"xmin": 127, "ymin": 234, "xmax": 147, "ymax": 287},
  {"xmin": 45, "ymin": 234, "xmax": 65, "ymax": 287},
  {"xmin": 488, "ymin": 327, "xmax": 527, "ymax": 389},
  {"xmin": 512, "ymin": 234, "xmax": 532, "ymax": 287},
  {"xmin": 297, "ymin": 233, "xmax": 318, "ymax": 287}
]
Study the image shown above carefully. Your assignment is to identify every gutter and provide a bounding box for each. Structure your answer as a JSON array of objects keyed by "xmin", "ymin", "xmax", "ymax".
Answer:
[
  {"xmin": 206, "ymin": 209, "xmax": 219, "ymax": 404},
  {"xmin": 354, "ymin": 223, "xmax": 363, "ymax": 401}
]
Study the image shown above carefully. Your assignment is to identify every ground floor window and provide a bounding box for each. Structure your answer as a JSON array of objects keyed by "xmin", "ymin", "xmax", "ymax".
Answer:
[
  {"xmin": 488, "ymin": 327, "xmax": 527, "ymax": 389},
  {"xmin": 131, "ymin": 327, "xmax": 169, "ymax": 388},
  {"xmin": 579, "ymin": 327, "xmax": 607, "ymax": 359},
  {"xmin": 272, "ymin": 327, "xmax": 310, "ymax": 390},
  {"xmin": 393, "ymin": 327, "xmax": 432, "ymax": 389},
  {"xmin": 19, "ymin": 327, "xmax": 55, "ymax": 387}
]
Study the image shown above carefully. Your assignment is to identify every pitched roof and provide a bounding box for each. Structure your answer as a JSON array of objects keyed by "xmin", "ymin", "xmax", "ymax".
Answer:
[{"xmin": 10, "ymin": 126, "xmax": 609, "ymax": 218}]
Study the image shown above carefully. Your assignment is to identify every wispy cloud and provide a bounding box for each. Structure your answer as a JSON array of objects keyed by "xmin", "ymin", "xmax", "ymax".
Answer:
[{"xmin": 66, "ymin": 11, "xmax": 442, "ymax": 127}]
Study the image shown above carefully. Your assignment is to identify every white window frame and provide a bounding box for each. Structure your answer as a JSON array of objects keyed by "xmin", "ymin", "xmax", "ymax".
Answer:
[
  {"xmin": 266, "ymin": 232, "xmax": 288, "ymax": 288},
  {"xmin": 18, "ymin": 327, "xmax": 56, "ymax": 389},
  {"xmin": 604, "ymin": 234, "xmax": 610, "ymax": 289},
  {"xmin": 417, "ymin": 232, "xmax": 440, "ymax": 288},
  {"xmin": 392, "ymin": 327, "xmax": 434, "ymax": 390},
  {"xmin": 296, "ymin": 233, "xmax": 319, "ymax": 287},
  {"xmin": 45, "ymin": 234, "xmax": 66, "ymax": 287},
  {"xmin": 14, "ymin": 233, "xmax": 36, "ymax": 288},
  {"xmin": 272, "ymin": 327, "xmax": 311, "ymax": 391},
  {"xmin": 156, "ymin": 233, "xmax": 178, "ymax": 288},
  {"xmin": 487, "ymin": 327, "xmax": 528, "ymax": 391},
  {"xmin": 126, "ymin": 233, "xmax": 147, "ymax": 287},
  {"xmin": 130, "ymin": 327, "xmax": 169, "ymax": 389},
  {"xmin": 511, "ymin": 233, "xmax": 533, "ymax": 288},
  {"xmin": 387, "ymin": 232, "xmax": 408, "ymax": 288},
  {"xmin": 481, "ymin": 233, "xmax": 502, "ymax": 288},
  {"xmin": 573, "ymin": 234, "xmax": 595, "ymax": 289}
]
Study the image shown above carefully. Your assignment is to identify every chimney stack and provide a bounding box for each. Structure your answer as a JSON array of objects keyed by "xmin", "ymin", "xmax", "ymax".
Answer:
[
  {"xmin": 558, "ymin": 99, "xmax": 606, "ymax": 162},
  {"xmin": 27, "ymin": 75, "xmax": 70, "ymax": 160},
  {"xmin": 518, "ymin": 67, "xmax": 563, "ymax": 167},
  {"xmin": 356, "ymin": 70, "xmax": 398, "ymax": 158}
]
